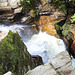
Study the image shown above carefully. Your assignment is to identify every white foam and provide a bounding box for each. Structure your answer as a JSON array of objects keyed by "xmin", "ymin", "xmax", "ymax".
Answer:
[{"xmin": 25, "ymin": 31, "xmax": 66, "ymax": 63}]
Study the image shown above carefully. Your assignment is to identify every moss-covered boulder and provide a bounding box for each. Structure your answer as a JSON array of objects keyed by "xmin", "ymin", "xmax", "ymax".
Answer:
[{"xmin": 0, "ymin": 30, "xmax": 35, "ymax": 75}]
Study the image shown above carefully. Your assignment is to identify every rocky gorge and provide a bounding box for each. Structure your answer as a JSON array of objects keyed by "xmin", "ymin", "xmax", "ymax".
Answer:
[{"xmin": 0, "ymin": 0, "xmax": 75, "ymax": 75}]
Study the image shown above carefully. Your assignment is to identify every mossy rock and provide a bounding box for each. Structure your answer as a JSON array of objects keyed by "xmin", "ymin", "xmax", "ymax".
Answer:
[
  {"xmin": 0, "ymin": 30, "xmax": 35, "ymax": 75},
  {"xmin": 62, "ymin": 23, "xmax": 72, "ymax": 40}
]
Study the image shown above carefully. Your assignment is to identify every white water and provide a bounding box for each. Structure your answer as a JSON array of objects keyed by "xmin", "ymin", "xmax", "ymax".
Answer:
[
  {"xmin": 0, "ymin": 24, "xmax": 75, "ymax": 67},
  {"xmin": 24, "ymin": 31, "xmax": 66, "ymax": 63},
  {"xmin": 0, "ymin": 24, "xmax": 32, "ymax": 32}
]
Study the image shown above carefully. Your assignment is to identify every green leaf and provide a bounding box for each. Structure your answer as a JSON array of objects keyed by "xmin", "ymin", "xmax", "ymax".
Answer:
[{"xmin": 71, "ymin": 13, "xmax": 75, "ymax": 18}]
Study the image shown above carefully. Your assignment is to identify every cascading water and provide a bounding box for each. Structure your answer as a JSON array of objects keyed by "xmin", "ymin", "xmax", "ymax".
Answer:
[
  {"xmin": 0, "ymin": 24, "xmax": 75, "ymax": 67},
  {"xmin": 24, "ymin": 31, "xmax": 66, "ymax": 63}
]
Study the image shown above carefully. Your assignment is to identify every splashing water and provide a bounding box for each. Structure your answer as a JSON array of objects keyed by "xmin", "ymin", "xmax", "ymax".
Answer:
[
  {"xmin": 0, "ymin": 24, "xmax": 75, "ymax": 67},
  {"xmin": 24, "ymin": 31, "xmax": 66, "ymax": 63}
]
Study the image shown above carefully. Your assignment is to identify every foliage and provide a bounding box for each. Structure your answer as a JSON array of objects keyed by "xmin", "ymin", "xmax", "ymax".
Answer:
[
  {"xmin": 61, "ymin": 23, "xmax": 73, "ymax": 40},
  {"xmin": 20, "ymin": 0, "xmax": 36, "ymax": 13},
  {"xmin": 70, "ymin": 13, "xmax": 75, "ymax": 23},
  {"xmin": 0, "ymin": 30, "xmax": 25, "ymax": 75},
  {"xmin": 52, "ymin": 0, "xmax": 67, "ymax": 14}
]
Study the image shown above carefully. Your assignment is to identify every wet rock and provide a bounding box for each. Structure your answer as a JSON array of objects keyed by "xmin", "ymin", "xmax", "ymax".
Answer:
[
  {"xmin": 62, "ymin": 37, "xmax": 69, "ymax": 50},
  {"xmin": 71, "ymin": 40, "xmax": 75, "ymax": 57},
  {"xmin": 34, "ymin": 15, "xmax": 60, "ymax": 37},
  {"xmin": 32, "ymin": 55, "xmax": 43, "ymax": 66}
]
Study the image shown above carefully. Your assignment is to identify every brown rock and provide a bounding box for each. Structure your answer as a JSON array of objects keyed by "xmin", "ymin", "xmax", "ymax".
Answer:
[
  {"xmin": 71, "ymin": 40, "xmax": 75, "ymax": 57},
  {"xmin": 69, "ymin": 24, "xmax": 75, "ymax": 57}
]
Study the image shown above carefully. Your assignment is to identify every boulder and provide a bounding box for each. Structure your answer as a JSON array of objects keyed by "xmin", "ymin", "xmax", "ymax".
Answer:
[
  {"xmin": 0, "ymin": 2, "xmax": 8, "ymax": 7},
  {"xmin": 0, "ymin": 30, "xmax": 9, "ymax": 41},
  {"xmin": 25, "ymin": 51, "xmax": 74, "ymax": 75},
  {"xmin": 8, "ymin": 0, "xmax": 20, "ymax": 8},
  {"xmin": 25, "ymin": 63, "xmax": 58, "ymax": 75},
  {"xmin": 0, "ymin": 0, "xmax": 8, "ymax": 7},
  {"xmin": 48, "ymin": 51, "xmax": 74, "ymax": 75},
  {"xmin": 0, "ymin": 0, "xmax": 20, "ymax": 8},
  {"xmin": 3, "ymin": 71, "xmax": 13, "ymax": 75}
]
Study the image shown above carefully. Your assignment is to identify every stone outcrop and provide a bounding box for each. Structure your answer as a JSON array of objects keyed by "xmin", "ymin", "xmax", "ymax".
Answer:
[
  {"xmin": 69, "ymin": 24, "xmax": 75, "ymax": 57},
  {"xmin": 48, "ymin": 51, "xmax": 74, "ymax": 75},
  {"xmin": 25, "ymin": 63, "xmax": 58, "ymax": 75},
  {"xmin": 3, "ymin": 71, "xmax": 13, "ymax": 75},
  {"xmin": 25, "ymin": 51, "xmax": 75, "ymax": 75},
  {"xmin": 0, "ymin": 30, "xmax": 35, "ymax": 75},
  {"xmin": 0, "ymin": 30, "xmax": 9, "ymax": 41},
  {"xmin": 0, "ymin": 0, "xmax": 20, "ymax": 8}
]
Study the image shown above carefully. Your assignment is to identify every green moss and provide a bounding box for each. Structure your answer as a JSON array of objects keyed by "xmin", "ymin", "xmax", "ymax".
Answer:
[
  {"xmin": 52, "ymin": 0, "xmax": 67, "ymax": 14},
  {"xmin": 0, "ymin": 30, "xmax": 35, "ymax": 75},
  {"xmin": 61, "ymin": 23, "xmax": 73, "ymax": 40}
]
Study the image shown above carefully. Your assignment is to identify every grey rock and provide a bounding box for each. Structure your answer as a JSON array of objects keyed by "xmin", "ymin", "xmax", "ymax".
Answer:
[
  {"xmin": 0, "ymin": 2, "xmax": 8, "ymax": 7},
  {"xmin": 25, "ymin": 63, "xmax": 58, "ymax": 75},
  {"xmin": 0, "ymin": 0, "xmax": 7, "ymax": 2},
  {"xmin": 8, "ymin": 0, "xmax": 20, "ymax": 8},
  {"xmin": 3, "ymin": 71, "xmax": 13, "ymax": 75},
  {"xmin": 48, "ymin": 51, "xmax": 74, "ymax": 74},
  {"xmin": 49, "ymin": 51, "xmax": 71, "ymax": 69}
]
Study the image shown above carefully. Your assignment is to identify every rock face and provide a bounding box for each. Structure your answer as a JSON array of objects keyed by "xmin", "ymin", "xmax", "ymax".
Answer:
[
  {"xmin": 0, "ymin": 30, "xmax": 9, "ymax": 41},
  {"xmin": 32, "ymin": 0, "xmax": 65, "ymax": 37},
  {"xmin": 48, "ymin": 51, "xmax": 74, "ymax": 75},
  {"xmin": 25, "ymin": 51, "xmax": 75, "ymax": 75},
  {"xmin": 0, "ymin": 30, "xmax": 35, "ymax": 75},
  {"xmin": 0, "ymin": 0, "xmax": 20, "ymax": 8},
  {"xmin": 25, "ymin": 63, "xmax": 58, "ymax": 75},
  {"xmin": 3, "ymin": 71, "xmax": 13, "ymax": 75},
  {"xmin": 69, "ymin": 24, "xmax": 75, "ymax": 54},
  {"xmin": 8, "ymin": 0, "xmax": 20, "ymax": 8}
]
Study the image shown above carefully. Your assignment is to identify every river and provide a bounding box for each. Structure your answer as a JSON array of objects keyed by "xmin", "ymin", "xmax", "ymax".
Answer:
[{"xmin": 0, "ymin": 23, "xmax": 75, "ymax": 67}]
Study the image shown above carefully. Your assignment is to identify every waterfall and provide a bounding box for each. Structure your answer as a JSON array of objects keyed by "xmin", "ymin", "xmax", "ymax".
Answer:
[
  {"xmin": 0, "ymin": 24, "xmax": 75, "ymax": 67},
  {"xmin": 24, "ymin": 31, "xmax": 66, "ymax": 63}
]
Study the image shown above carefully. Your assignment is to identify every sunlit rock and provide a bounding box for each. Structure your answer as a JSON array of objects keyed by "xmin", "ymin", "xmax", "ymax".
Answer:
[
  {"xmin": 42, "ymin": 23, "xmax": 57, "ymax": 36},
  {"xmin": 25, "ymin": 51, "xmax": 75, "ymax": 75},
  {"xmin": 14, "ymin": 7, "xmax": 22, "ymax": 14},
  {"xmin": 3, "ymin": 71, "xmax": 13, "ymax": 75},
  {"xmin": 25, "ymin": 63, "xmax": 58, "ymax": 75},
  {"xmin": 48, "ymin": 51, "xmax": 74, "ymax": 75},
  {"xmin": 0, "ymin": 30, "xmax": 9, "ymax": 41},
  {"xmin": 8, "ymin": 0, "xmax": 20, "ymax": 8}
]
